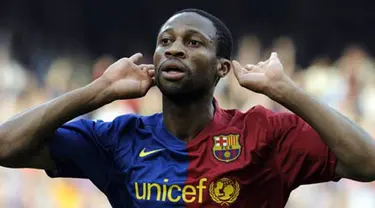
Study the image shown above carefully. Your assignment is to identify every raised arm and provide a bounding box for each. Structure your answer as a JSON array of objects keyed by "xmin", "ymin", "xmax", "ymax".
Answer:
[
  {"xmin": 232, "ymin": 52, "xmax": 375, "ymax": 182},
  {"xmin": 0, "ymin": 53, "xmax": 155, "ymax": 170},
  {"xmin": 270, "ymin": 82, "xmax": 375, "ymax": 181}
]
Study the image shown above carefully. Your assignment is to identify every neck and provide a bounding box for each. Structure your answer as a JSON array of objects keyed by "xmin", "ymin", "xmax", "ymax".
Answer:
[{"xmin": 162, "ymin": 93, "xmax": 215, "ymax": 142}]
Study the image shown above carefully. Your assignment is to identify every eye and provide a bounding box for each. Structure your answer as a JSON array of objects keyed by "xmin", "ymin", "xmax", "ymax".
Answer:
[
  {"xmin": 188, "ymin": 40, "xmax": 201, "ymax": 47},
  {"xmin": 160, "ymin": 38, "xmax": 172, "ymax": 46}
]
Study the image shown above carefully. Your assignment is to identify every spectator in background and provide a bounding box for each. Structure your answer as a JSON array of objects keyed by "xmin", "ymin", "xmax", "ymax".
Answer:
[{"xmin": 1, "ymin": 28, "xmax": 375, "ymax": 207}]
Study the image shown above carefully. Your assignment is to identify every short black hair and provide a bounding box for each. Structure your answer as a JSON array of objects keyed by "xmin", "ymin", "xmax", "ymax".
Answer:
[{"xmin": 174, "ymin": 8, "xmax": 233, "ymax": 60}]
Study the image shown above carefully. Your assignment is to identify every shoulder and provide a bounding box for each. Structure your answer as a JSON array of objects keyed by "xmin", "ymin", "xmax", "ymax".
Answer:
[
  {"xmin": 244, "ymin": 105, "xmax": 275, "ymax": 121},
  {"xmin": 221, "ymin": 105, "xmax": 275, "ymax": 129},
  {"xmin": 241, "ymin": 105, "xmax": 300, "ymax": 129},
  {"xmin": 237, "ymin": 106, "xmax": 310, "ymax": 145},
  {"xmin": 57, "ymin": 113, "xmax": 161, "ymax": 147},
  {"xmin": 220, "ymin": 105, "xmax": 292, "ymax": 145},
  {"xmin": 216, "ymin": 106, "xmax": 276, "ymax": 145},
  {"xmin": 91, "ymin": 113, "xmax": 161, "ymax": 135}
]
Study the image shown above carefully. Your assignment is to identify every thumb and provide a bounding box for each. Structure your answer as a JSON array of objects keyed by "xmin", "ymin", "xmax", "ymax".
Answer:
[
  {"xmin": 270, "ymin": 52, "xmax": 278, "ymax": 59},
  {"xmin": 232, "ymin": 60, "xmax": 246, "ymax": 80},
  {"xmin": 129, "ymin": 53, "xmax": 143, "ymax": 64}
]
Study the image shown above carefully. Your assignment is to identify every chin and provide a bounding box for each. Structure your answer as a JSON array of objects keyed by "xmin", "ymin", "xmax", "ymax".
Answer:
[
  {"xmin": 158, "ymin": 84, "xmax": 208, "ymax": 103},
  {"xmin": 157, "ymin": 82, "xmax": 186, "ymax": 97},
  {"xmin": 156, "ymin": 75, "xmax": 212, "ymax": 101},
  {"xmin": 156, "ymin": 76, "xmax": 185, "ymax": 93}
]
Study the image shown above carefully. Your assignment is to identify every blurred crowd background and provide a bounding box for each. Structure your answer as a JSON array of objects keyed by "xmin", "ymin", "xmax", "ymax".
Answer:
[{"xmin": 1, "ymin": 0, "xmax": 375, "ymax": 207}]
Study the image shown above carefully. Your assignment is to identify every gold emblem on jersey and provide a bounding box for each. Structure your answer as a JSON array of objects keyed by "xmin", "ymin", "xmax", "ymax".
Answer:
[
  {"xmin": 209, "ymin": 178, "xmax": 240, "ymax": 206},
  {"xmin": 212, "ymin": 134, "xmax": 241, "ymax": 163}
]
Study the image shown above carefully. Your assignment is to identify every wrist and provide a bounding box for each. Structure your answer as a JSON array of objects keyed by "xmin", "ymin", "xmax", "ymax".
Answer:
[
  {"xmin": 87, "ymin": 78, "xmax": 115, "ymax": 106},
  {"xmin": 265, "ymin": 78, "xmax": 299, "ymax": 104}
]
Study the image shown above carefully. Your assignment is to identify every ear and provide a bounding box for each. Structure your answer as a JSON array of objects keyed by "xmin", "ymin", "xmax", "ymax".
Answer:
[{"xmin": 216, "ymin": 58, "xmax": 231, "ymax": 78}]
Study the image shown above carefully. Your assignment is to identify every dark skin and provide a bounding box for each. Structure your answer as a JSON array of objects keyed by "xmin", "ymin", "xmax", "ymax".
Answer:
[
  {"xmin": 0, "ymin": 12, "xmax": 374, "ymax": 184},
  {"xmin": 0, "ymin": 12, "xmax": 230, "ymax": 169},
  {"xmin": 153, "ymin": 13, "xmax": 230, "ymax": 140}
]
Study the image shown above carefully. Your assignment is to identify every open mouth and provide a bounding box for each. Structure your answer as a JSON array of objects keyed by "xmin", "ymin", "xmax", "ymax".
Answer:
[
  {"xmin": 158, "ymin": 59, "xmax": 188, "ymax": 81},
  {"xmin": 160, "ymin": 59, "xmax": 187, "ymax": 73},
  {"xmin": 163, "ymin": 67, "xmax": 184, "ymax": 73},
  {"xmin": 160, "ymin": 61, "xmax": 187, "ymax": 81}
]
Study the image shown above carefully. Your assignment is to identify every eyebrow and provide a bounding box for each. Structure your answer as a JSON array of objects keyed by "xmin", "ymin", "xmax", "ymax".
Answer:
[{"xmin": 159, "ymin": 27, "xmax": 213, "ymax": 41}]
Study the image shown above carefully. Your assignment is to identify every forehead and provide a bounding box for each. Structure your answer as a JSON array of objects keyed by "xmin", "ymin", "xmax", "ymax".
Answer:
[{"xmin": 159, "ymin": 12, "xmax": 217, "ymax": 40}]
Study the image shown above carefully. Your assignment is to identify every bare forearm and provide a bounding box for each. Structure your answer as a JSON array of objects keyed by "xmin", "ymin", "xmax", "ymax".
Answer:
[
  {"xmin": 0, "ymin": 79, "xmax": 111, "ymax": 162},
  {"xmin": 269, "ymin": 83, "xmax": 375, "ymax": 179}
]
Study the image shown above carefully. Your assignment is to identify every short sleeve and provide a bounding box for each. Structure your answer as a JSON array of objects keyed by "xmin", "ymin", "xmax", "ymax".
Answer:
[
  {"xmin": 45, "ymin": 118, "xmax": 121, "ymax": 191},
  {"xmin": 262, "ymin": 107, "xmax": 341, "ymax": 190}
]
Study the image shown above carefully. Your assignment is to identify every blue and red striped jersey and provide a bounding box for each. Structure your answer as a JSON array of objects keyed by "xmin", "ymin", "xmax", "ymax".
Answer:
[{"xmin": 46, "ymin": 100, "xmax": 340, "ymax": 208}]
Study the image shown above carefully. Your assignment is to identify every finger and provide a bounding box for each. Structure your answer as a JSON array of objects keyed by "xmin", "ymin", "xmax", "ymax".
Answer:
[
  {"xmin": 139, "ymin": 64, "xmax": 154, "ymax": 68},
  {"xmin": 268, "ymin": 52, "xmax": 281, "ymax": 67},
  {"xmin": 129, "ymin": 53, "xmax": 143, "ymax": 64},
  {"xmin": 148, "ymin": 69, "xmax": 155, "ymax": 76},
  {"xmin": 139, "ymin": 64, "xmax": 155, "ymax": 70},
  {"xmin": 245, "ymin": 64, "xmax": 256, "ymax": 71},
  {"xmin": 232, "ymin": 60, "xmax": 246, "ymax": 79},
  {"xmin": 270, "ymin": 52, "xmax": 278, "ymax": 59},
  {"xmin": 151, "ymin": 77, "xmax": 156, "ymax": 86}
]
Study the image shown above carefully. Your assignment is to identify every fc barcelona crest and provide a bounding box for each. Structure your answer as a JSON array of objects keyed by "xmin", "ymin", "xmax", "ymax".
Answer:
[{"xmin": 212, "ymin": 134, "xmax": 241, "ymax": 163}]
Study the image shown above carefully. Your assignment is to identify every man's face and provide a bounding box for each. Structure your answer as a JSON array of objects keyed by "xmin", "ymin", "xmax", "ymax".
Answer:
[{"xmin": 153, "ymin": 12, "xmax": 218, "ymax": 98}]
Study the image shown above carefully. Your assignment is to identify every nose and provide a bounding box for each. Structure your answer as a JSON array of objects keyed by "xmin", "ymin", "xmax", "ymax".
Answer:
[{"xmin": 165, "ymin": 42, "xmax": 186, "ymax": 59}]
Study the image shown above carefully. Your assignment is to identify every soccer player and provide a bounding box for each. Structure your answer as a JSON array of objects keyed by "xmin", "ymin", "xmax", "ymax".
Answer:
[{"xmin": 0, "ymin": 8, "xmax": 375, "ymax": 208}]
